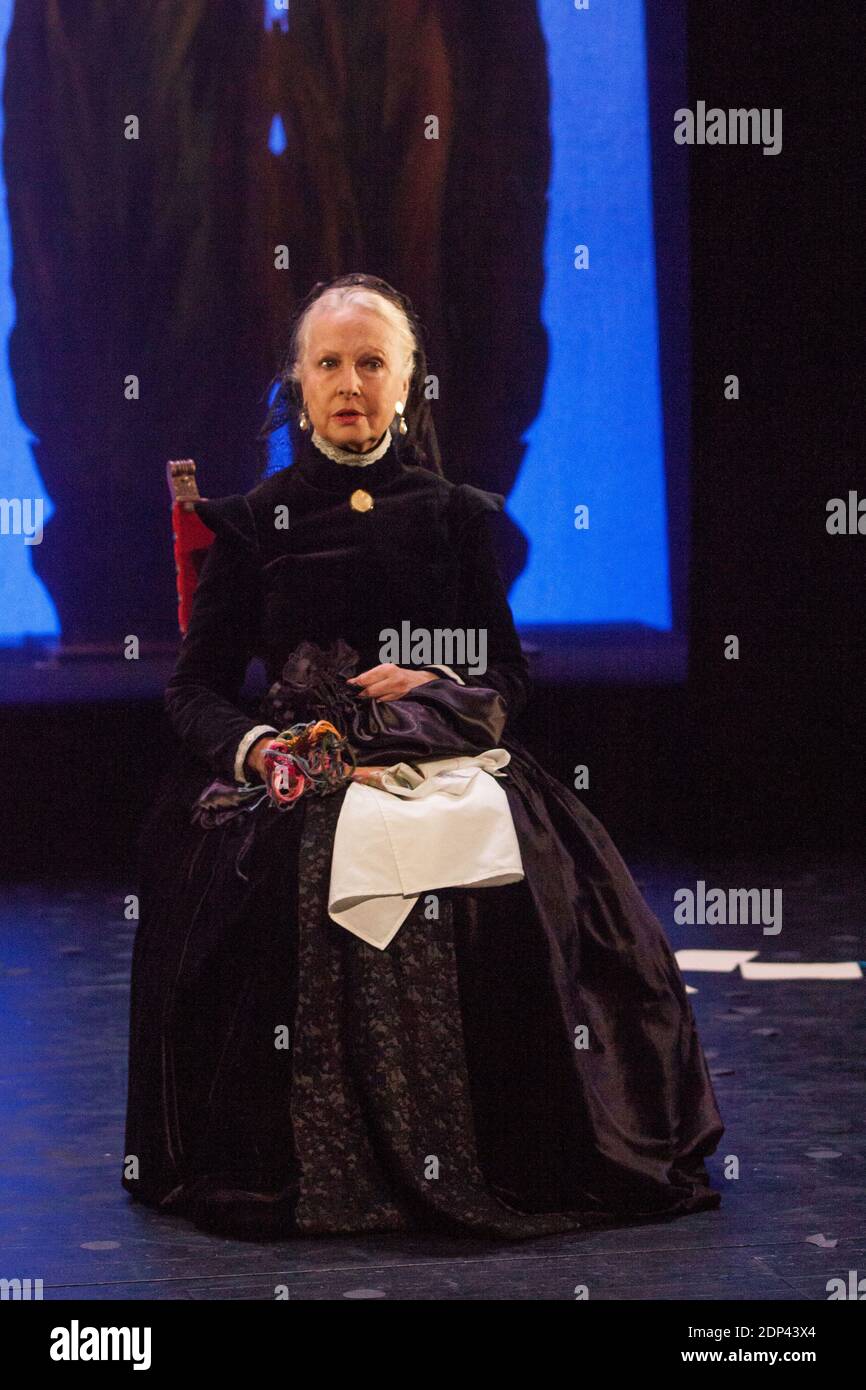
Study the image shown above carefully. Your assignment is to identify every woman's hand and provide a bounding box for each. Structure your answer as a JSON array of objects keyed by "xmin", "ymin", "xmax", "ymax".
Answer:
[
  {"xmin": 244, "ymin": 667, "xmax": 437, "ymax": 782},
  {"xmin": 347, "ymin": 664, "xmax": 438, "ymax": 702},
  {"xmin": 245, "ymin": 735, "xmax": 277, "ymax": 784}
]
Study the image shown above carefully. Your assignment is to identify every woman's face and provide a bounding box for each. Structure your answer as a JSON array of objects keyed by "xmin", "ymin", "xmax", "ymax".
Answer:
[{"xmin": 298, "ymin": 304, "xmax": 411, "ymax": 452}]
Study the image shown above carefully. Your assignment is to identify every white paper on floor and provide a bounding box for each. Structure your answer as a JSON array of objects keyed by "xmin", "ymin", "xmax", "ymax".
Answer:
[
  {"xmin": 740, "ymin": 960, "xmax": 863, "ymax": 980},
  {"xmin": 675, "ymin": 949, "xmax": 759, "ymax": 972}
]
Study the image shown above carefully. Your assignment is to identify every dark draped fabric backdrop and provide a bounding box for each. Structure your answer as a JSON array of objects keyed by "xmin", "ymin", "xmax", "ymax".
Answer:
[{"xmin": 3, "ymin": 0, "xmax": 549, "ymax": 644}]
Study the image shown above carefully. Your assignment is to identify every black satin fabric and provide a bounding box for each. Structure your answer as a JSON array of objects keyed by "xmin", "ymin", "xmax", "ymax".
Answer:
[
  {"xmin": 262, "ymin": 636, "xmax": 508, "ymax": 764},
  {"xmin": 122, "ymin": 432, "xmax": 724, "ymax": 1238}
]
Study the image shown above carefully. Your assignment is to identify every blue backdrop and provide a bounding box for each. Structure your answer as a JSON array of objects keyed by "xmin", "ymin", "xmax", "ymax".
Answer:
[
  {"xmin": 0, "ymin": 0, "xmax": 58, "ymax": 643},
  {"xmin": 509, "ymin": 0, "xmax": 671, "ymax": 627},
  {"xmin": 0, "ymin": 0, "xmax": 671, "ymax": 643}
]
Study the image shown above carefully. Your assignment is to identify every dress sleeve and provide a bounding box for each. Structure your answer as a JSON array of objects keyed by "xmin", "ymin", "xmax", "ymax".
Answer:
[
  {"xmin": 164, "ymin": 494, "xmax": 267, "ymax": 781},
  {"xmin": 445, "ymin": 483, "xmax": 532, "ymax": 722},
  {"xmin": 413, "ymin": 664, "xmax": 465, "ymax": 685}
]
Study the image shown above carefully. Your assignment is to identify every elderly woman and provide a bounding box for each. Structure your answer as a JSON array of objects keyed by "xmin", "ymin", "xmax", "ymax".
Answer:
[{"xmin": 122, "ymin": 273, "xmax": 723, "ymax": 1239}]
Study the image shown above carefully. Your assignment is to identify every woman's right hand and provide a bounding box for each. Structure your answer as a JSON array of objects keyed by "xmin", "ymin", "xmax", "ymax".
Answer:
[
  {"xmin": 246, "ymin": 738, "xmax": 388, "ymax": 789},
  {"xmin": 245, "ymin": 735, "xmax": 276, "ymax": 784}
]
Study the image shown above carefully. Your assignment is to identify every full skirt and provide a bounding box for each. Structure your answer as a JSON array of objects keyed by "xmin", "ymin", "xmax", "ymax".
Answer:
[{"xmin": 121, "ymin": 735, "xmax": 724, "ymax": 1240}]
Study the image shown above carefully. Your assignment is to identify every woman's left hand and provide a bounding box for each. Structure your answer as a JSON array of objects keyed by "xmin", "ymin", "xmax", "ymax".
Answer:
[{"xmin": 347, "ymin": 664, "xmax": 439, "ymax": 703}]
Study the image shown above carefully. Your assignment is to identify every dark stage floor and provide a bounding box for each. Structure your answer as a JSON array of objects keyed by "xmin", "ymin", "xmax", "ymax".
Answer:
[{"xmin": 0, "ymin": 854, "xmax": 863, "ymax": 1302}]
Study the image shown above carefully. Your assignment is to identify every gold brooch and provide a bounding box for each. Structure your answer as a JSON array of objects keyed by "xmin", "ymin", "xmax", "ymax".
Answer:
[{"xmin": 349, "ymin": 489, "xmax": 374, "ymax": 512}]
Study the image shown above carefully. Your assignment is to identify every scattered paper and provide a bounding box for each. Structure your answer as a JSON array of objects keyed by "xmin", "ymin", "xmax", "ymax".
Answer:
[
  {"xmin": 740, "ymin": 961, "xmax": 863, "ymax": 980},
  {"xmin": 675, "ymin": 949, "xmax": 759, "ymax": 972}
]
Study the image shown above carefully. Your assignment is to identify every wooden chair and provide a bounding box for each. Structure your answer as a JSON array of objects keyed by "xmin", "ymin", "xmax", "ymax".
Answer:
[{"xmin": 166, "ymin": 459, "xmax": 215, "ymax": 635}]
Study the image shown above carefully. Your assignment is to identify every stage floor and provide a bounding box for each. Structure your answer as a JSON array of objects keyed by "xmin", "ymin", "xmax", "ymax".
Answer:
[{"xmin": 0, "ymin": 853, "xmax": 863, "ymax": 1301}]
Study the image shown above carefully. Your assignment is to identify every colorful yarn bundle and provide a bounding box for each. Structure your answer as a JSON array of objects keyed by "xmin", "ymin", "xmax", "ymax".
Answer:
[{"xmin": 262, "ymin": 719, "xmax": 356, "ymax": 809}]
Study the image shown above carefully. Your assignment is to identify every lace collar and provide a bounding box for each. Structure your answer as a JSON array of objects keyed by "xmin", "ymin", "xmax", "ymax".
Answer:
[
  {"xmin": 310, "ymin": 428, "xmax": 393, "ymax": 466},
  {"xmin": 294, "ymin": 426, "xmax": 404, "ymax": 494}
]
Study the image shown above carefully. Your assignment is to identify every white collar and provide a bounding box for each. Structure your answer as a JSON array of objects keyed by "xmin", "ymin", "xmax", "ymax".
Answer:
[{"xmin": 311, "ymin": 428, "xmax": 393, "ymax": 466}]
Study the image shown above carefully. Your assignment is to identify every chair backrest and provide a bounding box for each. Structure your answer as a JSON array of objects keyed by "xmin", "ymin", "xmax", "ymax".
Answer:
[{"xmin": 166, "ymin": 459, "xmax": 215, "ymax": 635}]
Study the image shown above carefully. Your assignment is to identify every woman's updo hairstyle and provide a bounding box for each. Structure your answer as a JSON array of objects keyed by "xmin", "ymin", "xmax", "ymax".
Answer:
[{"xmin": 257, "ymin": 272, "xmax": 442, "ymax": 474}]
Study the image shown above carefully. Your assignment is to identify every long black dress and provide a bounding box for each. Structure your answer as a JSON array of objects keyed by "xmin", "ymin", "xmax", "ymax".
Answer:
[{"xmin": 121, "ymin": 429, "xmax": 724, "ymax": 1239}]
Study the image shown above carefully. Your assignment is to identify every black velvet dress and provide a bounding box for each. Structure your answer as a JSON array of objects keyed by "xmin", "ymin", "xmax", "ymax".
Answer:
[{"xmin": 121, "ymin": 428, "xmax": 724, "ymax": 1240}]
